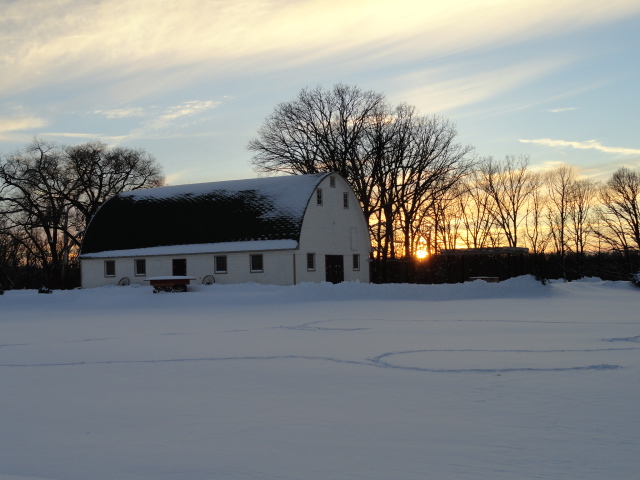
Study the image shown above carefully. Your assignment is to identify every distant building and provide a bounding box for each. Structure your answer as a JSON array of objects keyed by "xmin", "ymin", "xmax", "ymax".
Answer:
[
  {"xmin": 437, "ymin": 247, "xmax": 529, "ymax": 283},
  {"xmin": 79, "ymin": 173, "xmax": 371, "ymax": 288},
  {"xmin": 440, "ymin": 247, "xmax": 529, "ymax": 256}
]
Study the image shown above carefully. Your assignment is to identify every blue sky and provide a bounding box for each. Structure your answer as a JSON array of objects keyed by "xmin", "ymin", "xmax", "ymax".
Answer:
[{"xmin": 1, "ymin": 0, "xmax": 639, "ymax": 185}]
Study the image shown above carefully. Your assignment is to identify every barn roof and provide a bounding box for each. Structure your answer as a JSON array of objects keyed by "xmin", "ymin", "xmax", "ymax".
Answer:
[{"xmin": 80, "ymin": 173, "xmax": 330, "ymax": 257}]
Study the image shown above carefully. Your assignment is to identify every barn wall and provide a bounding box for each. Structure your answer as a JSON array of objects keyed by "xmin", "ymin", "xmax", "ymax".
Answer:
[
  {"xmin": 81, "ymin": 250, "xmax": 296, "ymax": 289},
  {"xmin": 296, "ymin": 174, "xmax": 371, "ymax": 283}
]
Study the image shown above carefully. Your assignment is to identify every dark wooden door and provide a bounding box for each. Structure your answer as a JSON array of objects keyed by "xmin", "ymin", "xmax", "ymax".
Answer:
[
  {"xmin": 172, "ymin": 259, "xmax": 187, "ymax": 276},
  {"xmin": 325, "ymin": 255, "xmax": 344, "ymax": 284}
]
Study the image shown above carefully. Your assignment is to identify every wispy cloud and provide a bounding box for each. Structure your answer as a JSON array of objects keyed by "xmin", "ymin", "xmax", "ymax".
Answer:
[
  {"xmin": 164, "ymin": 169, "xmax": 199, "ymax": 186},
  {"xmin": 0, "ymin": 115, "xmax": 47, "ymax": 132},
  {"xmin": 39, "ymin": 131, "xmax": 213, "ymax": 145},
  {"xmin": 94, "ymin": 108, "xmax": 147, "ymax": 119},
  {"xmin": 399, "ymin": 58, "xmax": 567, "ymax": 113},
  {"xmin": 0, "ymin": 115, "xmax": 47, "ymax": 140},
  {"xmin": 2, "ymin": 0, "xmax": 639, "ymax": 99},
  {"xmin": 529, "ymin": 158, "xmax": 640, "ymax": 180},
  {"xmin": 148, "ymin": 101, "xmax": 221, "ymax": 130},
  {"xmin": 548, "ymin": 107, "xmax": 577, "ymax": 113},
  {"xmin": 520, "ymin": 138, "xmax": 640, "ymax": 156},
  {"xmin": 68, "ymin": 100, "xmax": 222, "ymax": 144},
  {"xmin": 529, "ymin": 160, "xmax": 570, "ymax": 173},
  {"xmin": 94, "ymin": 101, "xmax": 219, "ymax": 127},
  {"xmin": 39, "ymin": 132, "xmax": 131, "ymax": 143}
]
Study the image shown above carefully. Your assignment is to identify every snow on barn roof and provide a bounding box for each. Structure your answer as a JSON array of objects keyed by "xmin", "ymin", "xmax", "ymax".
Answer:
[{"xmin": 80, "ymin": 173, "xmax": 330, "ymax": 256}]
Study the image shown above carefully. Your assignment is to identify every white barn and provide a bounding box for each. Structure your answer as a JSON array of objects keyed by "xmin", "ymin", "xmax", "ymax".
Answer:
[{"xmin": 79, "ymin": 173, "xmax": 371, "ymax": 288}]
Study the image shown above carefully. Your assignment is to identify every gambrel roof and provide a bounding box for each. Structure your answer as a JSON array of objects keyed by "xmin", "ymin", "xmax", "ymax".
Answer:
[{"xmin": 80, "ymin": 173, "xmax": 330, "ymax": 257}]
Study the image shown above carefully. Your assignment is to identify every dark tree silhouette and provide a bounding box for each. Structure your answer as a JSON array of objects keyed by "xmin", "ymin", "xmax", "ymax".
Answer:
[
  {"xmin": 0, "ymin": 138, "xmax": 164, "ymax": 288},
  {"xmin": 248, "ymin": 84, "xmax": 474, "ymax": 265}
]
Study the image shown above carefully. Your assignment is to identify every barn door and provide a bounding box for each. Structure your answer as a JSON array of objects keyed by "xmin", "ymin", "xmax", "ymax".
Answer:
[
  {"xmin": 172, "ymin": 259, "xmax": 187, "ymax": 276},
  {"xmin": 325, "ymin": 255, "xmax": 344, "ymax": 284}
]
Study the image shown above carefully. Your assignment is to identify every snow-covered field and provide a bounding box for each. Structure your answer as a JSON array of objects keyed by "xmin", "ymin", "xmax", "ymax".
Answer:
[{"xmin": 1, "ymin": 277, "xmax": 639, "ymax": 480}]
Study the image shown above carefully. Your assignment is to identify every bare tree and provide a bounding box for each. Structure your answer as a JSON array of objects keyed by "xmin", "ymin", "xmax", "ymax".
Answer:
[
  {"xmin": 392, "ymin": 115, "xmax": 474, "ymax": 257},
  {"xmin": 522, "ymin": 173, "xmax": 550, "ymax": 254},
  {"xmin": 567, "ymin": 178, "xmax": 597, "ymax": 263},
  {"xmin": 426, "ymin": 184, "xmax": 466, "ymax": 252},
  {"xmin": 0, "ymin": 140, "xmax": 75, "ymax": 286},
  {"xmin": 545, "ymin": 165, "xmax": 578, "ymax": 279},
  {"xmin": 248, "ymin": 84, "xmax": 386, "ymax": 220},
  {"xmin": 365, "ymin": 103, "xmax": 416, "ymax": 260},
  {"xmin": 456, "ymin": 172, "xmax": 498, "ymax": 249},
  {"xmin": 0, "ymin": 218, "xmax": 26, "ymax": 288},
  {"xmin": 368, "ymin": 109, "xmax": 474, "ymax": 258},
  {"xmin": 0, "ymin": 138, "xmax": 164, "ymax": 288},
  {"xmin": 595, "ymin": 167, "xmax": 640, "ymax": 274},
  {"xmin": 64, "ymin": 141, "xmax": 164, "ymax": 239},
  {"xmin": 248, "ymin": 85, "xmax": 474, "ymax": 265},
  {"xmin": 478, "ymin": 155, "xmax": 537, "ymax": 248},
  {"xmin": 549, "ymin": 176, "xmax": 598, "ymax": 279}
]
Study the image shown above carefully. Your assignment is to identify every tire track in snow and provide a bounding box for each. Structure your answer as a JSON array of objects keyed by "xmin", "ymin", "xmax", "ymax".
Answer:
[
  {"xmin": 278, "ymin": 320, "xmax": 371, "ymax": 331},
  {"xmin": 0, "ymin": 355, "xmax": 370, "ymax": 368},
  {"xmin": 368, "ymin": 348, "xmax": 632, "ymax": 373},
  {"xmin": 67, "ymin": 337, "xmax": 122, "ymax": 343},
  {"xmin": 279, "ymin": 318, "xmax": 640, "ymax": 331},
  {"xmin": 604, "ymin": 335, "xmax": 640, "ymax": 343},
  {"xmin": 0, "ymin": 348, "xmax": 631, "ymax": 373}
]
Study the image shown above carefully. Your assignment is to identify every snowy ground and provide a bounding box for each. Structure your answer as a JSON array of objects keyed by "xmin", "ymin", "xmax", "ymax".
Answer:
[{"xmin": 1, "ymin": 277, "xmax": 639, "ymax": 480}]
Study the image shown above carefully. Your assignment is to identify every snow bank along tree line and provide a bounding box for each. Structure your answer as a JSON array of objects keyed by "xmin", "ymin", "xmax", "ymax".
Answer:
[
  {"xmin": 248, "ymin": 84, "xmax": 640, "ymax": 282},
  {"xmin": 0, "ymin": 139, "xmax": 164, "ymax": 289}
]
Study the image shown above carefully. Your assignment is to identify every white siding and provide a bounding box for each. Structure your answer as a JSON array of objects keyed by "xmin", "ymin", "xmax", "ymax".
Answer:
[
  {"xmin": 81, "ymin": 250, "xmax": 296, "ymax": 288},
  {"xmin": 295, "ymin": 174, "xmax": 371, "ymax": 283}
]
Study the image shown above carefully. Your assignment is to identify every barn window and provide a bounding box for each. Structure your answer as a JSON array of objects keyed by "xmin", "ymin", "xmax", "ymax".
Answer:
[
  {"xmin": 353, "ymin": 254, "xmax": 360, "ymax": 271},
  {"xmin": 343, "ymin": 192, "xmax": 349, "ymax": 209},
  {"xmin": 250, "ymin": 254, "xmax": 263, "ymax": 272},
  {"xmin": 215, "ymin": 255, "xmax": 227, "ymax": 273},
  {"xmin": 307, "ymin": 253, "xmax": 316, "ymax": 271},
  {"xmin": 316, "ymin": 188, "xmax": 323, "ymax": 205},
  {"xmin": 104, "ymin": 260, "xmax": 115, "ymax": 277},
  {"xmin": 134, "ymin": 259, "xmax": 146, "ymax": 276},
  {"xmin": 330, "ymin": 176, "xmax": 336, "ymax": 187}
]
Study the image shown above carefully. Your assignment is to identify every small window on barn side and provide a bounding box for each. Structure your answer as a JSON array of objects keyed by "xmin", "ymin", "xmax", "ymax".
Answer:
[
  {"xmin": 307, "ymin": 253, "xmax": 315, "ymax": 271},
  {"xmin": 215, "ymin": 255, "xmax": 227, "ymax": 274},
  {"xmin": 250, "ymin": 254, "xmax": 263, "ymax": 272},
  {"xmin": 316, "ymin": 188, "xmax": 323, "ymax": 205},
  {"xmin": 134, "ymin": 259, "xmax": 146, "ymax": 276},
  {"xmin": 343, "ymin": 192, "xmax": 349, "ymax": 209},
  {"xmin": 104, "ymin": 260, "xmax": 116, "ymax": 277},
  {"xmin": 353, "ymin": 254, "xmax": 360, "ymax": 271},
  {"xmin": 330, "ymin": 176, "xmax": 336, "ymax": 187}
]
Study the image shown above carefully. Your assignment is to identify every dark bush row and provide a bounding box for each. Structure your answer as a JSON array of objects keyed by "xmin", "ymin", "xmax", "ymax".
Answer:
[{"xmin": 371, "ymin": 251, "xmax": 640, "ymax": 285}]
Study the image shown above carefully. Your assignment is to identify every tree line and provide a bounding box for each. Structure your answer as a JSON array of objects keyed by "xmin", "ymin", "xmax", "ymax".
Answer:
[
  {"xmin": 0, "ymin": 139, "xmax": 164, "ymax": 289},
  {"xmin": 248, "ymin": 84, "xmax": 640, "ymax": 281}
]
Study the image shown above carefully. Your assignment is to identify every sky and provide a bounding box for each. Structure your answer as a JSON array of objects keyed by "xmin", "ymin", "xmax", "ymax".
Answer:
[{"xmin": 1, "ymin": 0, "xmax": 639, "ymax": 186}]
